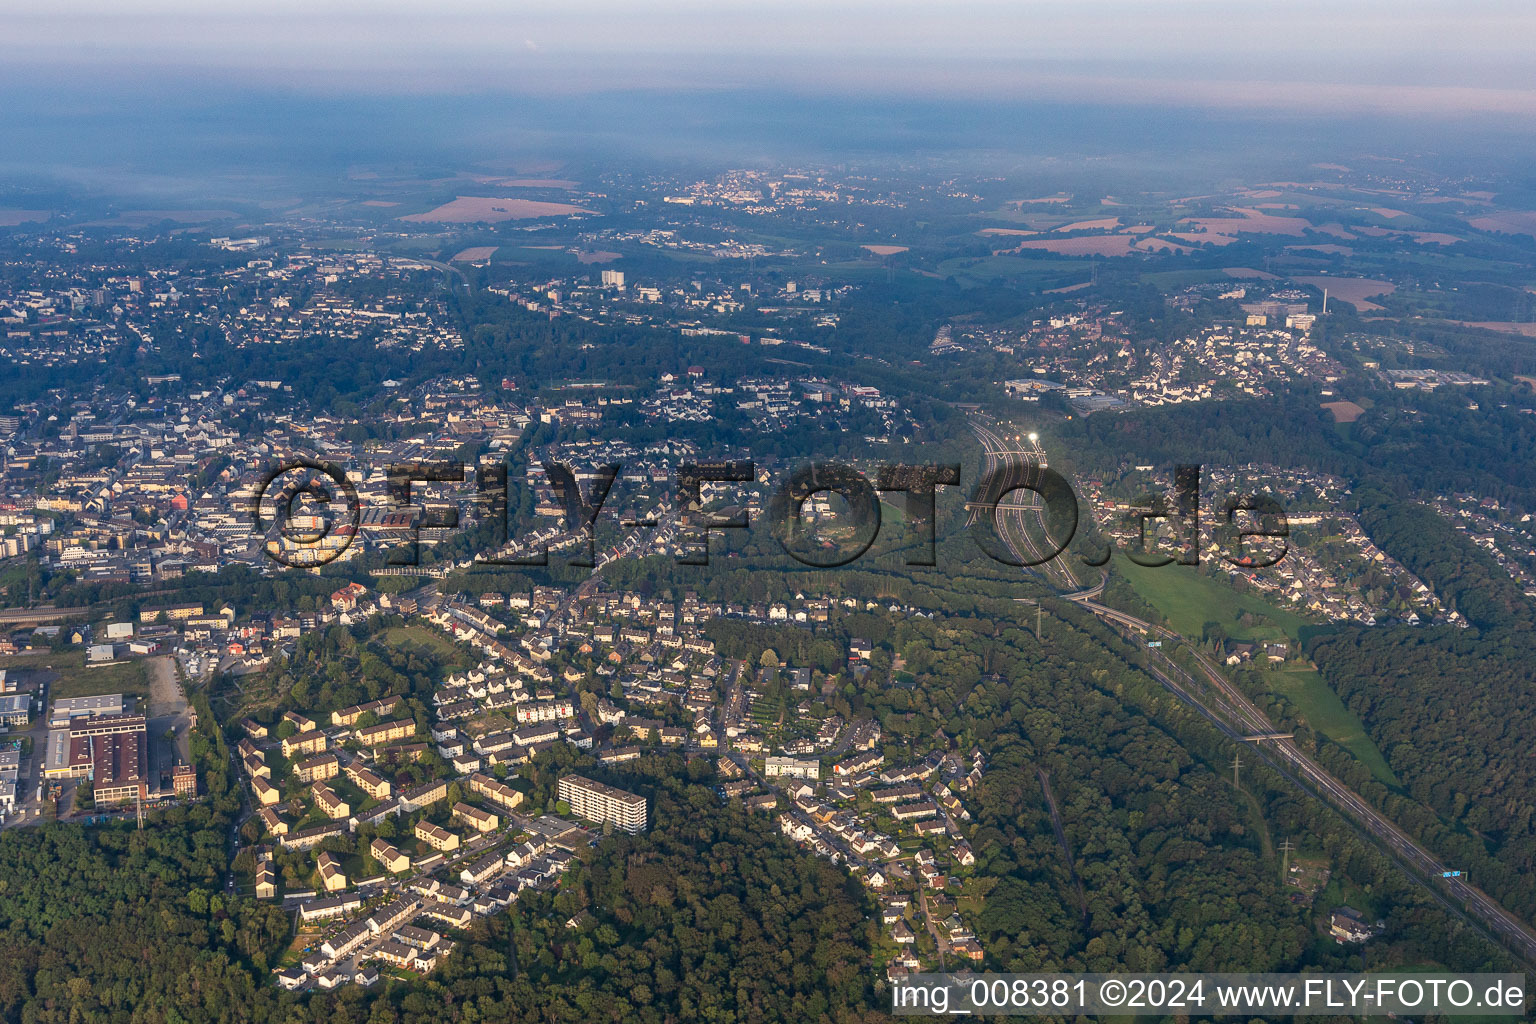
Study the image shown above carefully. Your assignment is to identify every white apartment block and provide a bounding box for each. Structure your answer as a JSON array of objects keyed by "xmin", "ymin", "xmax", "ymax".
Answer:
[{"xmin": 557, "ymin": 774, "xmax": 647, "ymax": 834}]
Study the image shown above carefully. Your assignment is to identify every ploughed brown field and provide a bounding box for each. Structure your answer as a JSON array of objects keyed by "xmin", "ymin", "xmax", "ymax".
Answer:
[
  {"xmin": 1469, "ymin": 211, "xmax": 1536, "ymax": 238},
  {"xmin": 1287, "ymin": 243, "xmax": 1355, "ymax": 255},
  {"xmin": 1293, "ymin": 275, "xmax": 1396, "ymax": 312},
  {"xmin": 994, "ymin": 230, "xmax": 1195, "ymax": 257},
  {"xmin": 1168, "ymin": 231, "xmax": 1235, "ymax": 246},
  {"xmin": 1455, "ymin": 322, "xmax": 1536, "ymax": 338},
  {"xmin": 1322, "ymin": 400, "xmax": 1367, "ymax": 423},
  {"xmin": 493, "ymin": 178, "xmax": 580, "ymax": 189},
  {"xmin": 450, "ymin": 246, "xmax": 498, "ymax": 262},
  {"xmin": 1056, "ymin": 217, "xmax": 1119, "ymax": 232},
  {"xmin": 1133, "ymin": 237, "xmax": 1192, "ymax": 253},
  {"xmin": 1347, "ymin": 225, "xmax": 1463, "ymax": 245},
  {"xmin": 401, "ymin": 196, "xmax": 593, "ymax": 223},
  {"xmin": 0, "ymin": 210, "xmax": 50, "ymax": 226},
  {"xmin": 861, "ymin": 244, "xmax": 909, "ymax": 256},
  {"xmin": 1178, "ymin": 208, "xmax": 1312, "ymax": 239}
]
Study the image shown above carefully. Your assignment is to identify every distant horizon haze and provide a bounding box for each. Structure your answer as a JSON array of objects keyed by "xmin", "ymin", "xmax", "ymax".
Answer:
[
  {"xmin": 5, "ymin": 0, "xmax": 1536, "ymax": 115},
  {"xmin": 3, "ymin": 1, "xmax": 1536, "ymax": 189}
]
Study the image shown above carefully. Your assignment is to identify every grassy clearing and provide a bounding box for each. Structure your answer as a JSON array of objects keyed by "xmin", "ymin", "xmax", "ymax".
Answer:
[
  {"xmin": 1116, "ymin": 561, "xmax": 1311, "ymax": 644},
  {"xmin": 1233, "ymin": 783, "xmax": 1275, "ymax": 862},
  {"xmin": 1266, "ymin": 664, "xmax": 1399, "ymax": 787},
  {"xmin": 2, "ymin": 650, "xmax": 149, "ymax": 700},
  {"xmin": 934, "ymin": 255, "xmax": 1087, "ymax": 289},
  {"xmin": 1139, "ymin": 268, "xmax": 1230, "ymax": 288},
  {"xmin": 376, "ymin": 624, "xmax": 473, "ymax": 664},
  {"xmin": 1115, "ymin": 562, "xmax": 1397, "ymax": 786},
  {"xmin": 1318, "ymin": 875, "xmax": 1381, "ymax": 920}
]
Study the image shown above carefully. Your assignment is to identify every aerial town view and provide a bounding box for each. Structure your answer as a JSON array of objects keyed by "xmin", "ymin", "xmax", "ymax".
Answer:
[{"xmin": 0, "ymin": 1, "xmax": 1535, "ymax": 1021}]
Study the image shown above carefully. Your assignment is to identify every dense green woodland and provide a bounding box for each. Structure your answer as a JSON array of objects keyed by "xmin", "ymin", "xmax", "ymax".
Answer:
[
  {"xmin": 0, "ymin": 568, "xmax": 1514, "ymax": 1022},
  {"xmin": 1053, "ymin": 346, "xmax": 1536, "ymax": 925},
  {"xmin": 0, "ymin": 709, "xmax": 890, "ymax": 1023},
  {"xmin": 0, "ymin": 827, "xmax": 288, "ymax": 1022},
  {"xmin": 847, "ymin": 590, "xmax": 1508, "ymax": 978},
  {"xmin": 6, "ymin": 226, "xmax": 1536, "ymax": 1017},
  {"xmin": 1305, "ymin": 499, "xmax": 1536, "ymax": 920}
]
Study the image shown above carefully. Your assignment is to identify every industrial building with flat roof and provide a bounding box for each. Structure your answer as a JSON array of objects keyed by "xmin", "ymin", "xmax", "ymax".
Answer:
[
  {"xmin": 48, "ymin": 693, "xmax": 125, "ymax": 729},
  {"xmin": 91, "ymin": 728, "xmax": 148, "ymax": 803},
  {"xmin": 41, "ymin": 711, "xmax": 148, "ymax": 802},
  {"xmin": 0, "ymin": 693, "xmax": 30, "ymax": 727}
]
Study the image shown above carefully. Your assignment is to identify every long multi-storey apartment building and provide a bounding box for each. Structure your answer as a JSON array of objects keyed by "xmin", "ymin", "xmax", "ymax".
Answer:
[{"xmin": 557, "ymin": 774, "xmax": 647, "ymax": 833}]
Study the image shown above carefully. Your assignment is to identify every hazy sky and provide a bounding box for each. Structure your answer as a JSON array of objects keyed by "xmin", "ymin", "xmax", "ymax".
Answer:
[
  {"xmin": 7, "ymin": 0, "xmax": 1536, "ymax": 115},
  {"xmin": 4, "ymin": 0, "xmax": 1534, "ymax": 185}
]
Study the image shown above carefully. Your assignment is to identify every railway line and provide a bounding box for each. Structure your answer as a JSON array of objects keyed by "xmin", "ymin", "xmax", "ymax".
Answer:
[
  {"xmin": 1076, "ymin": 595, "xmax": 1536, "ymax": 971},
  {"xmin": 960, "ymin": 418, "xmax": 1536, "ymax": 969}
]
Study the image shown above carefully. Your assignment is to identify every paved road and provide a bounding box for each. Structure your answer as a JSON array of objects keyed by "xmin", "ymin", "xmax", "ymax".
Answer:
[
  {"xmin": 226, "ymin": 745, "xmax": 252, "ymax": 894},
  {"xmin": 970, "ymin": 421, "xmax": 1081, "ymax": 591},
  {"xmin": 1, "ymin": 674, "xmax": 50, "ymax": 827},
  {"xmin": 721, "ymin": 659, "xmax": 748, "ymax": 735}
]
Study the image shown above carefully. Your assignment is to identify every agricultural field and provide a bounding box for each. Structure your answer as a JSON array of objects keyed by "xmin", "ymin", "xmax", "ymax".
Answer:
[
  {"xmin": 400, "ymin": 196, "xmax": 594, "ymax": 223},
  {"xmin": 450, "ymin": 246, "xmax": 498, "ymax": 262},
  {"xmin": 1292, "ymin": 275, "xmax": 1397, "ymax": 311}
]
